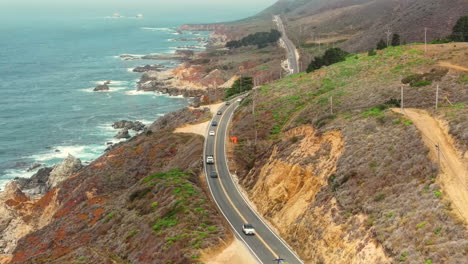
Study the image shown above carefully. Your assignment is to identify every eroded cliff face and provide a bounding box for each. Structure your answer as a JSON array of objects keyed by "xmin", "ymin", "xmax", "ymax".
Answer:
[
  {"xmin": 237, "ymin": 125, "xmax": 390, "ymax": 263},
  {"xmin": 247, "ymin": 126, "xmax": 344, "ymax": 227},
  {"xmin": 0, "ymin": 154, "xmax": 81, "ymax": 262}
]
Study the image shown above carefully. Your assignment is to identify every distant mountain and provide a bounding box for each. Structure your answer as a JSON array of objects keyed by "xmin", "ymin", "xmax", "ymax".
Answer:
[{"xmin": 253, "ymin": 0, "xmax": 468, "ymax": 52}]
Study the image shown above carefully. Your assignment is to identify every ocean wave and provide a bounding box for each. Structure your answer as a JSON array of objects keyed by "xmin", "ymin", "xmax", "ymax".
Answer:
[
  {"xmin": 80, "ymin": 87, "xmax": 128, "ymax": 93},
  {"xmin": 30, "ymin": 144, "xmax": 105, "ymax": 163},
  {"xmin": 0, "ymin": 169, "xmax": 37, "ymax": 191},
  {"xmin": 141, "ymin": 27, "xmax": 173, "ymax": 32},
  {"xmin": 125, "ymin": 90, "xmax": 157, "ymax": 96},
  {"xmin": 127, "ymin": 68, "xmax": 135, "ymax": 72},
  {"xmin": 92, "ymin": 80, "xmax": 129, "ymax": 86}
]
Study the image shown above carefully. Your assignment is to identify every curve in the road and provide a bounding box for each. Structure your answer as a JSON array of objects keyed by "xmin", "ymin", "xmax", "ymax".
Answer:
[
  {"xmin": 274, "ymin": 15, "xmax": 300, "ymax": 74},
  {"xmin": 204, "ymin": 99, "xmax": 304, "ymax": 264}
]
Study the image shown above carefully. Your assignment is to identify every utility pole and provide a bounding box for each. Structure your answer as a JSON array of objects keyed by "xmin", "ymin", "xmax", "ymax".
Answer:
[
  {"xmin": 401, "ymin": 86, "xmax": 404, "ymax": 112},
  {"xmin": 253, "ymin": 90, "xmax": 257, "ymax": 153},
  {"xmin": 318, "ymin": 35, "xmax": 321, "ymax": 52},
  {"xmin": 424, "ymin": 27, "xmax": 428, "ymax": 54},
  {"xmin": 435, "ymin": 84, "xmax": 439, "ymax": 110}
]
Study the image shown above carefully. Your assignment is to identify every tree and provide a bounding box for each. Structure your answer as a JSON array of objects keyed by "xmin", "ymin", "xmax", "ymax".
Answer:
[
  {"xmin": 391, "ymin": 33, "xmax": 400, "ymax": 46},
  {"xmin": 306, "ymin": 48, "xmax": 349, "ymax": 73},
  {"xmin": 225, "ymin": 30, "xmax": 282, "ymax": 49},
  {"xmin": 450, "ymin": 15, "xmax": 468, "ymax": 42},
  {"xmin": 225, "ymin": 77, "xmax": 253, "ymax": 98},
  {"xmin": 376, "ymin": 39, "xmax": 387, "ymax": 50}
]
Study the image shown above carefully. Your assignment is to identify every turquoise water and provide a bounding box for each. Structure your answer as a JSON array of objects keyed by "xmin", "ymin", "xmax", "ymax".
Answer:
[{"xmin": 0, "ymin": 7, "xmax": 262, "ymax": 190}]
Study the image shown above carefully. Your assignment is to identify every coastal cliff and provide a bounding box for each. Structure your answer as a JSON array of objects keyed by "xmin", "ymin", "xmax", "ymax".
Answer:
[{"xmin": 1, "ymin": 108, "xmax": 232, "ymax": 264}]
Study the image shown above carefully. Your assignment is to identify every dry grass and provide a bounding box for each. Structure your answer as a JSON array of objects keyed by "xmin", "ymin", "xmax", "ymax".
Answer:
[{"xmin": 229, "ymin": 44, "xmax": 468, "ymax": 263}]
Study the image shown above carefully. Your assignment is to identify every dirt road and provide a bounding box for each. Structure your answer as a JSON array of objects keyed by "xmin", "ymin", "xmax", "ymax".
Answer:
[
  {"xmin": 393, "ymin": 108, "xmax": 468, "ymax": 223},
  {"xmin": 438, "ymin": 62, "xmax": 468, "ymax": 72}
]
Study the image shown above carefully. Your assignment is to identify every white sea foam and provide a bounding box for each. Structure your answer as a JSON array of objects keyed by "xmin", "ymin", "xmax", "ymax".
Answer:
[
  {"xmin": 125, "ymin": 90, "xmax": 157, "ymax": 96},
  {"xmin": 92, "ymin": 80, "xmax": 129, "ymax": 86},
  {"xmin": 80, "ymin": 87, "xmax": 128, "ymax": 93},
  {"xmin": 30, "ymin": 145, "xmax": 105, "ymax": 163},
  {"xmin": 127, "ymin": 68, "xmax": 135, "ymax": 72},
  {"xmin": 141, "ymin": 27, "xmax": 173, "ymax": 32},
  {"xmin": 0, "ymin": 169, "xmax": 37, "ymax": 191}
]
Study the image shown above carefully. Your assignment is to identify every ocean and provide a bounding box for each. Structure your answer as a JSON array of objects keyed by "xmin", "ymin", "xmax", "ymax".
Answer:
[{"xmin": 0, "ymin": 7, "xmax": 262, "ymax": 191}]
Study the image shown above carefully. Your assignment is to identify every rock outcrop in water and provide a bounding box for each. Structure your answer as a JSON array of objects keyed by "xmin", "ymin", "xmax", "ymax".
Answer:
[
  {"xmin": 132, "ymin": 64, "xmax": 164, "ymax": 73},
  {"xmin": 114, "ymin": 128, "xmax": 131, "ymax": 139},
  {"xmin": 13, "ymin": 155, "xmax": 82, "ymax": 196},
  {"xmin": 93, "ymin": 81, "xmax": 110, "ymax": 92},
  {"xmin": 14, "ymin": 167, "xmax": 52, "ymax": 196},
  {"xmin": 112, "ymin": 120, "xmax": 145, "ymax": 132}
]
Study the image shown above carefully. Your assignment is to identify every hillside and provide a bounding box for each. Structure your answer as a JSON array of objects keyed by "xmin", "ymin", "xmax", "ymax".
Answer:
[
  {"xmin": 227, "ymin": 43, "xmax": 468, "ymax": 263},
  {"xmin": 0, "ymin": 108, "xmax": 233, "ymax": 264},
  {"xmin": 257, "ymin": 0, "xmax": 468, "ymax": 51}
]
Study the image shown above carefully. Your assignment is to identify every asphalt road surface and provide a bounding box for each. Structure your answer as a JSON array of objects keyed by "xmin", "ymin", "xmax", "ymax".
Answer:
[
  {"xmin": 204, "ymin": 99, "xmax": 303, "ymax": 264},
  {"xmin": 274, "ymin": 15, "xmax": 300, "ymax": 74}
]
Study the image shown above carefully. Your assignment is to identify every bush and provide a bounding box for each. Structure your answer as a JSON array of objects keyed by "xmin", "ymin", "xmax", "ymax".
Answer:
[
  {"xmin": 368, "ymin": 49, "xmax": 377, "ymax": 56},
  {"xmin": 449, "ymin": 15, "xmax": 468, "ymax": 42},
  {"xmin": 384, "ymin": 98, "xmax": 401, "ymax": 108},
  {"xmin": 129, "ymin": 187, "xmax": 152, "ymax": 201},
  {"xmin": 306, "ymin": 48, "xmax": 349, "ymax": 73},
  {"xmin": 430, "ymin": 38, "xmax": 452, "ymax": 44},
  {"xmin": 376, "ymin": 39, "xmax": 387, "ymax": 50},
  {"xmin": 374, "ymin": 193, "xmax": 385, "ymax": 201},
  {"xmin": 410, "ymin": 80, "xmax": 432, "ymax": 87},
  {"xmin": 391, "ymin": 33, "xmax": 401, "ymax": 46}
]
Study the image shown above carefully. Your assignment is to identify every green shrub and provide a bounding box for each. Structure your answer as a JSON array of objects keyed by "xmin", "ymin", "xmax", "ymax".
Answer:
[
  {"xmin": 226, "ymin": 29, "xmax": 281, "ymax": 49},
  {"xmin": 459, "ymin": 75, "xmax": 468, "ymax": 83},
  {"xmin": 129, "ymin": 187, "xmax": 152, "ymax": 201},
  {"xmin": 434, "ymin": 190, "xmax": 442, "ymax": 198},
  {"xmin": 374, "ymin": 193, "xmax": 385, "ymax": 201},
  {"xmin": 416, "ymin": 221, "xmax": 428, "ymax": 229},
  {"xmin": 306, "ymin": 48, "xmax": 349, "ymax": 72},
  {"xmin": 225, "ymin": 77, "xmax": 253, "ymax": 98},
  {"xmin": 368, "ymin": 49, "xmax": 377, "ymax": 56},
  {"xmin": 430, "ymin": 38, "xmax": 452, "ymax": 44},
  {"xmin": 399, "ymin": 251, "xmax": 407, "ymax": 261},
  {"xmin": 449, "ymin": 15, "xmax": 468, "ymax": 42},
  {"xmin": 376, "ymin": 39, "xmax": 387, "ymax": 50},
  {"xmin": 410, "ymin": 80, "xmax": 432, "ymax": 87},
  {"xmin": 391, "ymin": 33, "xmax": 401, "ymax": 46}
]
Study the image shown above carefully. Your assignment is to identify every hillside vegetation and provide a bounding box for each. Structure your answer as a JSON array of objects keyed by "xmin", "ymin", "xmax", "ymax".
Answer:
[
  {"xmin": 257, "ymin": 0, "xmax": 468, "ymax": 67},
  {"xmin": 6, "ymin": 108, "xmax": 231, "ymax": 264},
  {"xmin": 229, "ymin": 43, "xmax": 468, "ymax": 263}
]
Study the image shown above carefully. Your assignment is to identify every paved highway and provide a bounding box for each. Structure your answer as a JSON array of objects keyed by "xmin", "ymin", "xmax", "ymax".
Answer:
[
  {"xmin": 274, "ymin": 15, "xmax": 300, "ymax": 74},
  {"xmin": 204, "ymin": 100, "xmax": 303, "ymax": 264}
]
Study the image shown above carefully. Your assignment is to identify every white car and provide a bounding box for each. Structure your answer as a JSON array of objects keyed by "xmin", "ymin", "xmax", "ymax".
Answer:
[
  {"xmin": 242, "ymin": 224, "xmax": 255, "ymax": 235},
  {"xmin": 209, "ymin": 130, "xmax": 215, "ymax": 136},
  {"xmin": 206, "ymin": 155, "xmax": 214, "ymax": 164}
]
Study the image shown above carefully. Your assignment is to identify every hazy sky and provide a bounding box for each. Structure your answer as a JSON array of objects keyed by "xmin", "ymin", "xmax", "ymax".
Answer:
[
  {"xmin": 0, "ymin": 0, "xmax": 278, "ymax": 21},
  {"xmin": 0, "ymin": 0, "xmax": 278, "ymax": 10}
]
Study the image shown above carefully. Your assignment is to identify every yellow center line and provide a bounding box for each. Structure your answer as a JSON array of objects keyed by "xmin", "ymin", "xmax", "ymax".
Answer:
[{"xmin": 212, "ymin": 102, "xmax": 279, "ymax": 259}]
